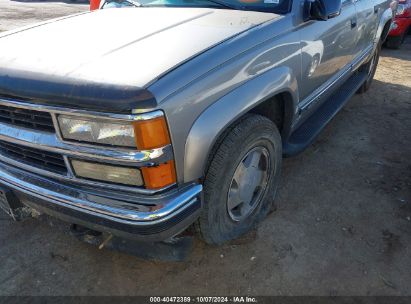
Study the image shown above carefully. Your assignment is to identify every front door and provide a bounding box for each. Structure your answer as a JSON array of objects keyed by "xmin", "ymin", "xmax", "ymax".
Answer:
[
  {"xmin": 354, "ymin": 0, "xmax": 382, "ymax": 59},
  {"xmin": 298, "ymin": 0, "xmax": 359, "ymax": 102}
]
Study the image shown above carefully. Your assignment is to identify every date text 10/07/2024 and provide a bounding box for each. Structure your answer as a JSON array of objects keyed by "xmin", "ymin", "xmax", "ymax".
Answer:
[{"xmin": 149, "ymin": 297, "xmax": 258, "ymax": 303}]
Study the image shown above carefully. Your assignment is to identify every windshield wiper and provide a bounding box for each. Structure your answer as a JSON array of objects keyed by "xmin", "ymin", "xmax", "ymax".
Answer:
[{"xmin": 197, "ymin": 0, "xmax": 245, "ymax": 10}]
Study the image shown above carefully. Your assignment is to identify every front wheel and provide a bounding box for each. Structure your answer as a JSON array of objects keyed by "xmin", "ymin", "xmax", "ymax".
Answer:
[
  {"xmin": 385, "ymin": 33, "xmax": 405, "ymax": 49},
  {"xmin": 197, "ymin": 114, "xmax": 282, "ymax": 245}
]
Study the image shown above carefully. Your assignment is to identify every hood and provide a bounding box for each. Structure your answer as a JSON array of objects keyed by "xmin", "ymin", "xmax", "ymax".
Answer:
[{"xmin": 0, "ymin": 7, "xmax": 278, "ymax": 88}]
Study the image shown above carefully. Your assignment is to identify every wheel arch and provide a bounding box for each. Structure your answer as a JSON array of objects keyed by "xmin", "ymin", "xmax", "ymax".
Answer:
[
  {"xmin": 376, "ymin": 8, "xmax": 394, "ymax": 43},
  {"xmin": 183, "ymin": 66, "xmax": 298, "ymax": 183}
]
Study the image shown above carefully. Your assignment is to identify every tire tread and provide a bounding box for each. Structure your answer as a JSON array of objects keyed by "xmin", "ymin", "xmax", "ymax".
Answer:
[{"xmin": 197, "ymin": 114, "xmax": 282, "ymax": 244}]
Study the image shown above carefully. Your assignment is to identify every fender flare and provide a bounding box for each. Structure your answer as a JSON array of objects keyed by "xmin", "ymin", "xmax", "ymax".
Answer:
[
  {"xmin": 183, "ymin": 66, "xmax": 299, "ymax": 182},
  {"xmin": 375, "ymin": 8, "xmax": 393, "ymax": 44}
]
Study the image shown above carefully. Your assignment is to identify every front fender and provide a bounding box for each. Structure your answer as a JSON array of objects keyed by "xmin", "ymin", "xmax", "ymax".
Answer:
[
  {"xmin": 375, "ymin": 7, "xmax": 394, "ymax": 43},
  {"xmin": 183, "ymin": 66, "xmax": 298, "ymax": 183}
]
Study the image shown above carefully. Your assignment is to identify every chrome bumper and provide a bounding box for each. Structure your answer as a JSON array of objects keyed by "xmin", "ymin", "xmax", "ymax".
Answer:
[{"xmin": 0, "ymin": 161, "xmax": 202, "ymax": 241}]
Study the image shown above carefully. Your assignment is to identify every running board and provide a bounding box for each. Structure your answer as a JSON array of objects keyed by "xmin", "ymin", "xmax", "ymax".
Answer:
[{"xmin": 283, "ymin": 71, "xmax": 368, "ymax": 156}]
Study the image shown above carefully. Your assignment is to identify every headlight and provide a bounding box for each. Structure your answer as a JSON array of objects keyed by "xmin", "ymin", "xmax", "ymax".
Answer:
[
  {"xmin": 71, "ymin": 160, "xmax": 144, "ymax": 186},
  {"xmin": 58, "ymin": 114, "xmax": 171, "ymax": 150},
  {"xmin": 71, "ymin": 159, "xmax": 176, "ymax": 189},
  {"xmin": 396, "ymin": 4, "xmax": 406, "ymax": 16},
  {"xmin": 58, "ymin": 115, "xmax": 136, "ymax": 147},
  {"xmin": 391, "ymin": 21, "xmax": 398, "ymax": 30}
]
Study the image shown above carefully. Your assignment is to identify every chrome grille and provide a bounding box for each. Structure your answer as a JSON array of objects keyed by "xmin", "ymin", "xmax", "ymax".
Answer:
[
  {"xmin": 0, "ymin": 104, "xmax": 55, "ymax": 132},
  {"xmin": 0, "ymin": 140, "xmax": 67, "ymax": 174}
]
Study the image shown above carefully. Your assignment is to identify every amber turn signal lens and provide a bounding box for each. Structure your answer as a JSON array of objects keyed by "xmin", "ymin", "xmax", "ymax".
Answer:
[
  {"xmin": 142, "ymin": 161, "xmax": 176, "ymax": 189},
  {"xmin": 133, "ymin": 116, "xmax": 171, "ymax": 150}
]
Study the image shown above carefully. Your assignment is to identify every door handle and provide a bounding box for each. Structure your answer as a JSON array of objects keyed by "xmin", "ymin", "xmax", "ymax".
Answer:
[
  {"xmin": 351, "ymin": 18, "xmax": 357, "ymax": 28},
  {"xmin": 374, "ymin": 6, "xmax": 379, "ymax": 14}
]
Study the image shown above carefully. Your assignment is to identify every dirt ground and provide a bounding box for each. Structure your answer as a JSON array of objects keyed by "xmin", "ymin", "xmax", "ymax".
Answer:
[{"xmin": 0, "ymin": 0, "xmax": 410, "ymax": 296}]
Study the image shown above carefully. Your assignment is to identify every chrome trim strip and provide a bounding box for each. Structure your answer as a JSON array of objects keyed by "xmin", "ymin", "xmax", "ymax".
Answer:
[
  {"xmin": 0, "ymin": 97, "xmax": 163, "ymax": 122},
  {"xmin": 0, "ymin": 122, "xmax": 173, "ymax": 165},
  {"xmin": 351, "ymin": 45, "xmax": 374, "ymax": 72},
  {"xmin": 0, "ymin": 161, "xmax": 202, "ymax": 222},
  {"xmin": 50, "ymin": 112, "xmax": 65, "ymax": 142},
  {"xmin": 299, "ymin": 64, "xmax": 352, "ymax": 113},
  {"xmin": 63, "ymin": 155, "xmax": 75, "ymax": 177},
  {"xmin": 299, "ymin": 45, "xmax": 374, "ymax": 114}
]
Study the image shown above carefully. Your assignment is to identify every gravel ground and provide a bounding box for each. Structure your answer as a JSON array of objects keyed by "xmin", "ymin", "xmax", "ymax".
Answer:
[
  {"xmin": 0, "ymin": 1, "xmax": 410, "ymax": 296},
  {"xmin": 0, "ymin": 0, "xmax": 87, "ymax": 32}
]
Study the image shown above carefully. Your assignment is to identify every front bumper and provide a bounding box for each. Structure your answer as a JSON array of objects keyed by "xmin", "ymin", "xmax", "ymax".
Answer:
[{"xmin": 0, "ymin": 161, "xmax": 202, "ymax": 242}]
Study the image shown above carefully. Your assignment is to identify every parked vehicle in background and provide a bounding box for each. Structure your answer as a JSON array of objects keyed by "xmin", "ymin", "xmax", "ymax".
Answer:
[
  {"xmin": 386, "ymin": 0, "xmax": 411, "ymax": 48},
  {"xmin": 0, "ymin": 0, "xmax": 395, "ymax": 248},
  {"xmin": 90, "ymin": 0, "xmax": 101, "ymax": 10}
]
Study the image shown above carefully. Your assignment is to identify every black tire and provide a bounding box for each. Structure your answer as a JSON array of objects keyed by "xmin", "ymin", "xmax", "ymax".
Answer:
[
  {"xmin": 357, "ymin": 41, "xmax": 381, "ymax": 94},
  {"xmin": 197, "ymin": 114, "xmax": 282, "ymax": 245},
  {"xmin": 385, "ymin": 34, "xmax": 404, "ymax": 49}
]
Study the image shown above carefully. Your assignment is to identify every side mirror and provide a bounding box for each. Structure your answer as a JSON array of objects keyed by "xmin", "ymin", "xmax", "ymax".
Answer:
[{"xmin": 304, "ymin": 0, "xmax": 342, "ymax": 21}]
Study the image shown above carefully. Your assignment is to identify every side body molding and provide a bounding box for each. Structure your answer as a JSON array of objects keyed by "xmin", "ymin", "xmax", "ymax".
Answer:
[{"xmin": 184, "ymin": 66, "xmax": 298, "ymax": 182}]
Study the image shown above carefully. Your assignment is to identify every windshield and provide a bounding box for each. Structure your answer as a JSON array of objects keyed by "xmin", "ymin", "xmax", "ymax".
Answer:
[{"xmin": 103, "ymin": 0, "xmax": 291, "ymax": 14}]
